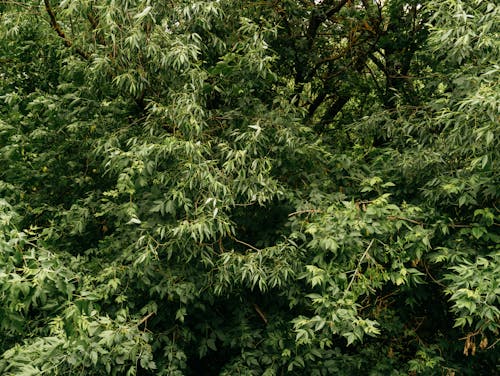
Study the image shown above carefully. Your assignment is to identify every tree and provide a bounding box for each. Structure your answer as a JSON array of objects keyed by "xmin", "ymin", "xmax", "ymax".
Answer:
[{"xmin": 0, "ymin": 0, "xmax": 498, "ymax": 374}]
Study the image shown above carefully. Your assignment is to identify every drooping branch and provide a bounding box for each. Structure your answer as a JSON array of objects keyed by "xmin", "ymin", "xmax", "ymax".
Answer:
[{"xmin": 43, "ymin": 0, "xmax": 89, "ymax": 59}]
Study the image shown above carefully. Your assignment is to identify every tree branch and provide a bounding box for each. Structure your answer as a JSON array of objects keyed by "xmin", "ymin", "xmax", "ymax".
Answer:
[
  {"xmin": 137, "ymin": 311, "xmax": 155, "ymax": 327},
  {"xmin": 229, "ymin": 234, "xmax": 261, "ymax": 252},
  {"xmin": 317, "ymin": 94, "xmax": 350, "ymax": 128},
  {"xmin": 387, "ymin": 215, "xmax": 424, "ymax": 226},
  {"xmin": 43, "ymin": 0, "xmax": 88, "ymax": 59},
  {"xmin": 306, "ymin": 0, "xmax": 350, "ymax": 49},
  {"xmin": 288, "ymin": 209, "xmax": 322, "ymax": 217},
  {"xmin": 87, "ymin": 10, "xmax": 106, "ymax": 45},
  {"xmin": 346, "ymin": 239, "xmax": 375, "ymax": 293},
  {"xmin": 253, "ymin": 303, "xmax": 268, "ymax": 325}
]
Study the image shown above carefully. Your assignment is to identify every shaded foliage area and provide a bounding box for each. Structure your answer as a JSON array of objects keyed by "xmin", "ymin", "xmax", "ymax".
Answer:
[{"xmin": 0, "ymin": 0, "xmax": 498, "ymax": 375}]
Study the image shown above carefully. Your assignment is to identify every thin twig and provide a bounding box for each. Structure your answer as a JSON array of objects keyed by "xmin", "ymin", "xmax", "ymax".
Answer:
[
  {"xmin": 346, "ymin": 239, "xmax": 374, "ymax": 293},
  {"xmin": 387, "ymin": 215, "xmax": 424, "ymax": 226},
  {"xmin": 229, "ymin": 234, "xmax": 260, "ymax": 252},
  {"xmin": 448, "ymin": 223, "xmax": 472, "ymax": 228},
  {"xmin": 423, "ymin": 262, "xmax": 446, "ymax": 288},
  {"xmin": 459, "ymin": 329, "xmax": 483, "ymax": 340},
  {"xmin": 288, "ymin": 209, "xmax": 322, "ymax": 217},
  {"xmin": 2, "ymin": 1, "xmax": 39, "ymax": 10},
  {"xmin": 486, "ymin": 338, "xmax": 499, "ymax": 350},
  {"xmin": 137, "ymin": 312, "xmax": 155, "ymax": 327}
]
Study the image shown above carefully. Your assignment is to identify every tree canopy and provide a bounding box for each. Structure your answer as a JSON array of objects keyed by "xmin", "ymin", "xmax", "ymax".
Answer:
[{"xmin": 0, "ymin": 0, "xmax": 498, "ymax": 375}]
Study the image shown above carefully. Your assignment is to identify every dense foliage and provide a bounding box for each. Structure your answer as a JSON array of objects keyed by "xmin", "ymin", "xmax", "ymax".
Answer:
[{"xmin": 0, "ymin": 0, "xmax": 498, "ymax": 374}]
